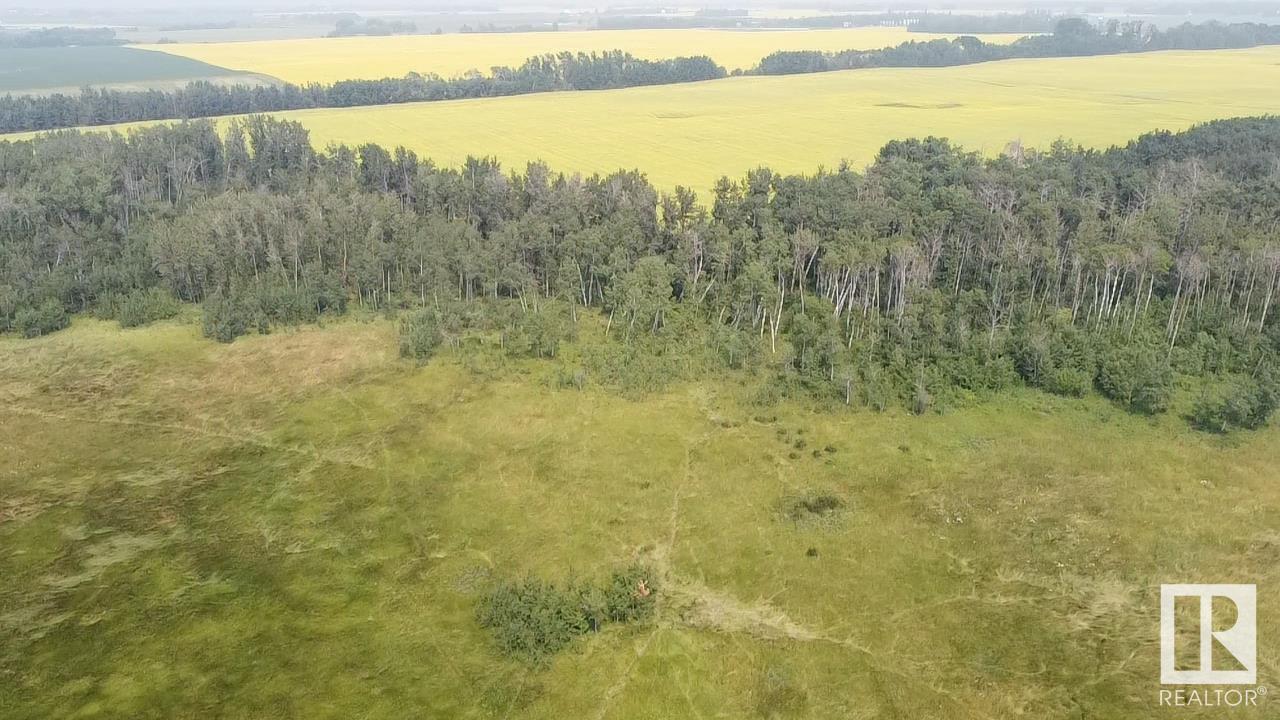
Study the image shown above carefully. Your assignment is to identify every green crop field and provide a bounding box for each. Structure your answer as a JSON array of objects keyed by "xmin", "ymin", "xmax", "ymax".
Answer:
[
  {"xmin": 1, "ymin": 316, "xmax": 1276, "ymax": 718},
  {"xmin": 0, "ymin": 46, "xmax": 270, "ymax": 95},
  {"xmin": 14, "ymin": 46, "xmax": 1279, "ymax": 194}
]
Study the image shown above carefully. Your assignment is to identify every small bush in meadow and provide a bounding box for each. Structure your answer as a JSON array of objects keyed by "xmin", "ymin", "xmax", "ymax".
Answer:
[
  {"xmin": 476, "ymin": 564, "xmax": 657, "ymax": 664},
  {"xmin": 1190, "ymin": 375, "xmax": 1277, "ymax": 433},
  {"xmin": 399, "ymin": 308, "xmax": 443, "ymax": 361},
  {"xmin": 1098, "ymin": 342, "xmax": 1173, "ymax": 414},
  {"xmin": 15, "ymin": 299, "xmax": 69, "ymax": 338},
  {"xmin": 116, "ymin": 287, "xmax": 182, "ymax": 328},
  {"xmin": 1045, "ymin": 366, "xmax": 1092, "ymax": 398}
]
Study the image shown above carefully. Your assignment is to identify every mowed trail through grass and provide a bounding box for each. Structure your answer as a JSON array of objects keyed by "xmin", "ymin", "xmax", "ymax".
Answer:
[
  {"xmin": 138, "ymin": 27, "xmax": 1027, "ymax": 83},
  {"xmin": 1, "ymin": 318, "xmax": 1278, "ymax": 718},
  {"xmin": 125, "ymin": 46, "xmax": 1280, "ymax": 194}
]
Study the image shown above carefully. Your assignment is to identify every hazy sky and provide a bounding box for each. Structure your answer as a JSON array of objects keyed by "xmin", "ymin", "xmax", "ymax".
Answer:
[{"xmin": 3, "ymin": 0, "xmax": 1277, "ymax": 20}]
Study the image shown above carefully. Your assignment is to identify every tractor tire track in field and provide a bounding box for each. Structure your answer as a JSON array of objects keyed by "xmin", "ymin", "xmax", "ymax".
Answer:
[
  {"xmin": 590, "ymin": 402, "xmax": 964, "ymax": 718},
  {"xmin": 595, "ymin": 415, "xmax": 871, "ymax": 719}
]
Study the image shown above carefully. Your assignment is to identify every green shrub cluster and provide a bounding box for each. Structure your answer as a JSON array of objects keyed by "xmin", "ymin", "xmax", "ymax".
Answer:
[
  {"xmin": 395, "ymin": 294, "xmax": 1276, "ymax": 431},
  {"xmin": 97, "ymin": 287, "xmax": 182, "ymax": 328},
  {"xmin": 1190, "ymin": 373, "xmax": 1279, "ymax": 433},
  {"xmin": 475, "ymin": 564, "xmax": 656, "ymax": 664},
  {"xmin": 1097, "ymin": 342, "xmax": 1175, "ymax": 414},
  {"xmin": 13, "ymin": 299, "xmax": 69, "ymax": 338},
  {"xmin": 201, "ymin": 280, "xmax": 347, "ymax": 343},
  {"xmin": 399, "ymin": 308, "xmax": 444, "ymax": 361},
  {"xmin": 1010, "ymin": 315, "xmax": 1098, "ymax": 397},
  {"xmin": 499, "ymin": 303, "xmax": 577, "ymax": 359}
]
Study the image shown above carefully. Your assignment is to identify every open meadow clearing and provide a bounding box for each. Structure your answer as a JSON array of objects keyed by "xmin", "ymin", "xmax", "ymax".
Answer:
[
  {"xmin": 138, "ymin": 27, "xmax": 1028, "ymax": 83},
  {"xmin": 6, "ymin": 13, "xmax": 1280, "ymax": 717},
  {"xmin": 1, "ymin": 316, "xmax": 1277, "ymax": 718}
]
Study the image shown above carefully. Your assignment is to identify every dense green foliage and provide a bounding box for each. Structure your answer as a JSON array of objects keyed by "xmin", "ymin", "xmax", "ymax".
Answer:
[
  {"xmin": 0, "ymin": 26, "xmax": 121, "ymax": 49},
  {"xmin": 95, "ymin": 286, "xmax": 182, "ymax": 328},
  {"xmin": 1096, "ymin": 341, "xmax": 1176, "ymax": 414},
  {"xmin": 1, "ymin": 115, "xmax": 1278, "ymax": 426},
  {"xmin": 10, "ymin": 298, "xmax": 68, "ymax": 338},
  {"xmin": 755, "ymin": 19, "xmax": 1280, "ymax": 74},
  {"xmin": 595, "ymin": 11, "xmax": 1045, "ymax": 31},
  {"xmin": 1191, "ymin": 370, "xmax": 1279, "ymax": 431},
  {"xmin": 400, "ymin": 307, "xmax": 446, "ymax": 361},
  {"xmin": 908, "ymin": 12, "xmax": 1058, "ymax": 34},
  {"xmin": 328, "ymin": 16, "xmax": 418, "ymax": 38},
  {"xmin": 0, "ymin": 51, "xmax": 726, "ymax": 133},
  {"xmin": 476, "ymin": 565, "xmax": 656, "ymax": 664}
]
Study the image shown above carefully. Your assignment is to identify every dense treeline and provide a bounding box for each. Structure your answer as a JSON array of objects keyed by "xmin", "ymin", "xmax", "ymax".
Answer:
[
  {"xmin": 0, "ymin": 27, "xmax": 122, "ymax": 48},
  {"xmin": 907, "ymin": 12, "xmax": 1058, "ymax": 34},
  {"xmin": 328, "ymin": 16, "xmax": 418, "ymax": 38},
  {"xmin": 594, "ymin": 13, "xmax": 900, "ymax": 30},
  {"xmin": 755, "ymin": 18, "xmax": 1280, "ymax": 74},
  {"xmin": 593, "ymin": 12, "xmax": 1037, "ymax": 31},
  {"xmin": 0, "ymin": 51, "xmax": 725, "ymax": 134},
  {"xmin": 1126, "ymin": 1, "xmax": 1280, "ymax": 12},
  {"xmin": 1, "ymin": 116, "xmax": 1278, "ymax": 426}
]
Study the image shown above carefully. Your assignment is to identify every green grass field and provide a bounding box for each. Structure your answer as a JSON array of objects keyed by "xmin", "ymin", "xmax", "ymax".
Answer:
[
  {"xmin": 2, "ymin": 316, "xmax": 1276, "ymax": 718},
  {"xmin": 0, "ymin": 46, "xmax": 269, "ymax": 94},
  {"xmin": 13, "ymin": 46, "xmax": 1279, "ymax": 194}
]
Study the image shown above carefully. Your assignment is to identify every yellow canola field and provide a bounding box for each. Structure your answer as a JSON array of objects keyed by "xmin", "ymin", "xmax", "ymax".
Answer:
[
  {"xmin": 218, "ymin": 48, "xmax": 1280, "ymax": 193},
  {"xmin": 138, "ymin": 27, "xmax": 1026, "ymax": 83},
  {"xmin": 11, "ymin": 48, "xmax": 1280, "ymax": 195}
]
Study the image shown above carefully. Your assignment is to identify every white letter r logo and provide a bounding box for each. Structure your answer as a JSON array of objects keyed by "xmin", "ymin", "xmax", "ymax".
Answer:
[{"xmin": 1160, "ymin": 584, "xmax": 1256, "ymax": 685}]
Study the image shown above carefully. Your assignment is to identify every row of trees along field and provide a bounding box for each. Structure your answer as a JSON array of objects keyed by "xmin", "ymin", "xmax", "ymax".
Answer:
[
  {"xmin": 0, "ymin": 26, "xmax": 122, "ymax": 48},
  {"xmin": 754, "ymin": 18, "xmax": 1280, "ymax": 73},
  {"xmin": 906, "ymin": 12, "xmax": 1059, "ymax": 34},
  {"xmin": 3, "ymin": 19, "xmax": 1279, "ymax": 133},
  {"xmin": 1, "ymin": 116, "xmax": 1277, "ymax": 429},
  {"xmin": 0, "ymin": 52, "xmax": 725, "ymax": 133},
  {"xmin": 595, "ymin": 10, "xmax": 1054, "ymax": 31}
]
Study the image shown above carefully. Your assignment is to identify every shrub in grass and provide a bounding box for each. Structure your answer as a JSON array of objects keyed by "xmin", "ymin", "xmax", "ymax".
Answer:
[
  {"xmin": 201, "ymin": 292, "xmax": 250, "ymax": 343},
  {"xmin": 600, "ymin": 564, "xmax": 657, "ymax": 623},
  {"xmin": 1190, "ymin": 375, "xmax": 1277, "ymax": 432},
  {"xmin": 503, "ymin": 302, "xmax": 575, "ymax": 359},
  {"xmin": 116, "ymin": 287, "xmax": 182, "ymax": 328},
  {"xmin": 14, "ymin": 299, "xmax": 69, "ymax": 338},
  {"xmin": 1044, "ymin": 366, "xmax": 1092, "ymax": 398},
  {"xmin": 911, "ymin": 377, "xmax": 932, "ymax": 415},
  {"xmin": 778, "ymin": 492, "xmax": 846, "ymax": 528},
  {"xmin": 476, "ymin": 578, "xmax": 593, "ymax": 665},
  {"xmin": 399, "ymin": 308, "xmax": 443, "ymax": 361},
  {"xmin": 476, "ymin": 565, "xmax": 657, "ymax": 664},
  {"xmin": 0, "ymin": 284, "xmax": 15, "ymax": 332},
  {"xmin": 1097, "ymin": 342, "xmax": 1173, "ymax": 414}
]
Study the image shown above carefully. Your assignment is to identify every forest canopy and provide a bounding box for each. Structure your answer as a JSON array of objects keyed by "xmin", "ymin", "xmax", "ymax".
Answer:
[
  {"xmin": 0, "ymin": 116, "xmax": 1277, "ymax": 426},
  {"xmin": 754, "ymin": 19, "xmax": 1280, "ymax": 74}
]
